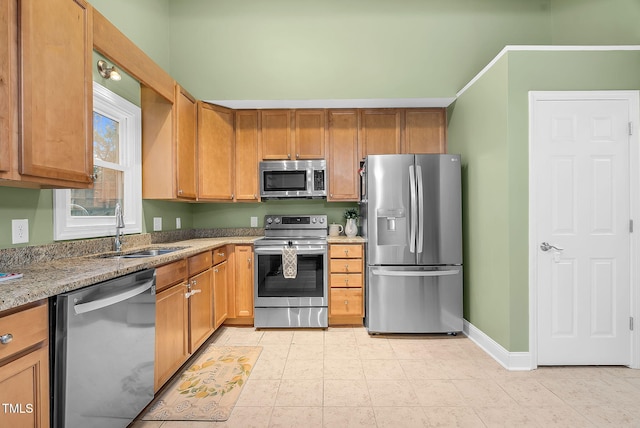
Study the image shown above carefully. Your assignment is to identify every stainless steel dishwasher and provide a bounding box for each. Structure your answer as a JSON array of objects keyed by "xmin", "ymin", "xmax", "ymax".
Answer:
[{"xmin": 51, "ymin": 268, "xmax": 156, "ymax": 428}]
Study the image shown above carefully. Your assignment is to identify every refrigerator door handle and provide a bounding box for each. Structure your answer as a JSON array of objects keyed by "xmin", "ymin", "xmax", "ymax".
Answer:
[
  {"xmin": 371, "ymin": 268, "xmax": 460, "ymax": 277},
  {"xmin": 416, "ymin": 164, "xmax": 424, "ymax": 253},
  {"xmin": 409, "ymin": 165, "xmax": 417, "ymax": 253}
]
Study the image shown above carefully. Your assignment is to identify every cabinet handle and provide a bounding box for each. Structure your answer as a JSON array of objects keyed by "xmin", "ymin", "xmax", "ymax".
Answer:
[
  {"xmin": 296, "ymin": 153, "xmax": 299, "ymax": 159},
  {"xmin": 287, "ymin": 153, "xmax": 291, "ymax": 159},
  {"xmin": 192, "ymin": 280, "xmax": 197, "ymax": 286},
  {"xmin": 344, "ymin": 249, "xmax": 349, "ymax": 256},
  {"xmin": 253, "ymin": 194, "xmax": 257, "ymax": 199},
  {"xmin": 218, "ymin": 252, "xmax": 225, "ymax": 257},
  {"xmin": 330, "ymin": 193, "xmax": 333, "ymax": 198},
  {"xmin": 191, "ymin": 289, "xmax": 202, "ymax": 296},
  {"xmin": 231, "ymin": 193, "xmax": 234, "ymax": 199},
  {"xmin": 247, "ymin": 258, "xmax": 251, "ymax": 268},
  {"xmin": 344, "ymin": 300, "xmax": 348, "ymax": 305},
  {"xmin": 214, "ymin": 268, "xmax": 219, "ymax": 273},
  {"xmin": 0, "ymin": 333, "xmax": 13, "ymax": 345},
  {"xmin": 345, "ymin": 278, "xmax": 349, "ymax": 285},
  {"xmin": 88, "ymin": 173, "xmax": 98, "ymax": 182},
  {"xmin": 178, "ymin": 189, "xmax": 183, "ymax": 195},
  {"xmin": 344, "ymin": 264, "xmax": 349, "ymax": 272}
]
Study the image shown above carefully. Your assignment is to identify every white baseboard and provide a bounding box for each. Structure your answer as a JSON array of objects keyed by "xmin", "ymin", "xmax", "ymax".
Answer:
[{"xmin": 463, "ymin": 320, "xmax": 533, "ymax": 371}]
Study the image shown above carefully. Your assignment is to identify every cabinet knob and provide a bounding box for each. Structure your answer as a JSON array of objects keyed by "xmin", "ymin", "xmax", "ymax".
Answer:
[
  {"xmin": 344, "ymin": 264, "xmax": 349, "ymax": 272},
  {"xmin": 214, "ymin": 268, "xmax": 219, "ymax": 273},
  {"xmin": 231, "ymin": 194, "xmax": 234, "ymax": 199},
  {"xmin": 0, "ymin": 333, "xmax": 13, "ymax": 345},
  {"xmin": 296, "ymin": 153, "xmax": 299, "ymax": 159},
  {"xmin": 178, "ymin": 189, "xmax": 183, "ymax": 195},
  {"xmin": 345, "ymin": 278, "xmax": 349, "ymax": 285},
  {"xmin": 344, "ymin": 300, "xmax": 348, "ymax": 305},
  {"xmin": 287, "ymin": 153, "xmax": 291, "ymax": 159},
  {"xmin": 344, "ymin": 249, "xmax": 349, "ymax": 255},
  {"xmin": 88, "ymin": 173, "xmax": 98, "ymax": 182}
]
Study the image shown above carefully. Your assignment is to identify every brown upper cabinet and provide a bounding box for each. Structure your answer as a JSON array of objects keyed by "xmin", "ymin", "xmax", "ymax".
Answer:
[
  {"xmin": 260, "ymin": 110, "xmax": 292, "ymax": 160},
  {"xmin": 403, "ymin": 108, "xmax": 447, "ymax": 154},
  {"xmin": 294, "ymin": 109, "xmax": 325, "ymax": 159},
  {"xmin": 327, "ymin": 110, "xmax": 360, "ymax": 201},
  {"xmin": 1, "ymin": 0, "xmax": 93, "ymax": 188},
  {"xmin": 358, "ymin": 109, "xmax": 402, "ymax": 159},
  {"xmin": 235, "ymin": 110, "xmax": 260, "ymax": 201},
  {"xmin": 260, "ymin": 109, "xmax": 325, "ymax": 160},
  {"xmin": 142, "ymin": 83, "xmax": 197, "ymax": 200},
  {"xmin": 198, "ymin": 102, "xmax": 235, "ymax": 201},
  {"xmin": 175, "ymin": 87, "xmax": 198, "ymax": 199}
]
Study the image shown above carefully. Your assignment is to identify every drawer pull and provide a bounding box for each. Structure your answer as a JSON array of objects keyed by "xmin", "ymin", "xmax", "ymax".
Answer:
[
  {"xmin": 344, "ymin": 300, "xmax": 348, "ymax": 305},
  {"xmin": 218, "ymin": 252, "xmax": 225, "ymax": 257},
  {"xmin": 344, "ymin": 249, "xmax": 349, "ymax": 255},
  {"xmin": 344, "ymin": 264, "xmax": 349, "ymax": 272},
  {"xmin": 0, "ymin": 333, "xmax": 13, "ymax": 345}
]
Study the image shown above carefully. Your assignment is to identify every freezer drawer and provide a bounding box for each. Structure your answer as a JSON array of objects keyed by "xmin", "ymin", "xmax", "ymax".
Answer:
[{"xmin": 366, "ymin": 266, "xmax": 463, "ymax": 334}]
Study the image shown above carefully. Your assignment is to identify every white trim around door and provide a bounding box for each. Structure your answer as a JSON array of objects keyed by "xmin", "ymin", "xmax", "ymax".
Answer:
[{"xmin": 528, "ymin": 90, "xmax": 640, "ymax": 370}]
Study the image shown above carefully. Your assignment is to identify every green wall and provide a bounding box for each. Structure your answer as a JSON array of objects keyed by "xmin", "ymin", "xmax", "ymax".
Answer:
[
  {"xmin": 89, "ymin": 0, "xmax": 172, "ymax": 71},
  {"xmin": 448, "ymin": 49, "xmax": 640, "ymax": 352},
  {"xmin": 550, "ymin": 0, "xmax": 640, "ymax": 44},
  {"xmin": 447, "ymin": 56, "xmax": 511, "ymax": 348},
  {"xmin": 193, "ymin": 200, "xmax": 357, "ymax": 229},
  {"xmin": 167, "ymin": 0, "xmax": 551, "ymax": 101}
]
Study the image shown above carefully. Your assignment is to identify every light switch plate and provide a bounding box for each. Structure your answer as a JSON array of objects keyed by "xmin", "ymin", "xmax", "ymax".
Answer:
[
  {"xmin": 176, "ymin": 217, "xmax": 182, "ymax": 229},
  {"xmin": 11, "ymin": 219, "xmax": 29, "ymax": 244},
  {"xmin": 250, "ymin": 216, "xmax": 258, "ymax": 227},
  {"xmin": 153, "ymin": 217, "xmax": 162, "ymax": 232}
]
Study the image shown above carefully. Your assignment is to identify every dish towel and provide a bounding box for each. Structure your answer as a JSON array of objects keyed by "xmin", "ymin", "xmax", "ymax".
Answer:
[{"xmin": 282, "ymin": 246, "xmax": 297, "ymax": 279}]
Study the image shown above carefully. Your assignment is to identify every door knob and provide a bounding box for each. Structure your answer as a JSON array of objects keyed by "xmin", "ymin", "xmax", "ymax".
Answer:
[{"xmin": 540, "ymin": 242, "xmax": 563, "ymax": 252}]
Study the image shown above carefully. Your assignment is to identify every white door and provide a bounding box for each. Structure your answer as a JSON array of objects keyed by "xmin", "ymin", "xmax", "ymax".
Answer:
[{"xmin": 531, "ymin": 91, "xmax": 636, "ymax": 366}]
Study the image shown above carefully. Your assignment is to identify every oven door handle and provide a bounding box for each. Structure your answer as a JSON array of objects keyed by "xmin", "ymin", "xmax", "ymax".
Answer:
[{"xmin": 255, "ymin": 246, "xmax": 326, "ymax": 255}]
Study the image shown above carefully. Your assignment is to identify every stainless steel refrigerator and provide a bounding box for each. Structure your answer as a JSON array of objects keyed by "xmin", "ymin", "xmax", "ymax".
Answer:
[{"xmin": 360, "ymin": 154, "xmax": 463, "ymax": 334}]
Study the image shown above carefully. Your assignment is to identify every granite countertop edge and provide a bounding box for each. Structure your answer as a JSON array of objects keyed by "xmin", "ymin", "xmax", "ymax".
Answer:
[{"xmin": 0, "ymin": 236, "xmax": 262, "ymax": 312}]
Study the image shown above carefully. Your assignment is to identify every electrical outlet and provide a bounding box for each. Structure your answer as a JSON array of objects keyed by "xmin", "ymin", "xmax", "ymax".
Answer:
[
  {"xmin": 11, "ymin": 219, "xmax": 29, "ymax": 244},
  {"xmin": 153, "ymin": 217, "xmax": 162, "ymax": 232},
  {"xmin": 176, "ymin": 217, "xmax": 181, "ymax": 229},
  {"xmin": 250, "ymin": 216, "xmax": 258, "ymax": 227}
]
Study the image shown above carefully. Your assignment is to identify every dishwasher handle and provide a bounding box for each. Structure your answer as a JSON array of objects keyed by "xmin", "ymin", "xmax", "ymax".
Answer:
[
  {"xmin": 371, "ymin": 268, "xmax": 460, "ymax": 277},
  {"xmin": 74, "ymin": 279, "xmax": 154, "ymax": 315}
]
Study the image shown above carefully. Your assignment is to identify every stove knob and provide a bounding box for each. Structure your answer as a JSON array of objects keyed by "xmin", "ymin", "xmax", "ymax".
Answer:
[
  {"xmin": 274, "ymin": 218, "xmax": 281, "ymax": 224},
  {"xmin": 319, "ymin": 218, "xmax": 325, "ymax": 224},
  {"xmin": 312, "ymin": 218, "xmax": 317, "ymax": 224},
  {"xmin": 266, "ymin": 217, "xmax": 273, "ymax": 224}
]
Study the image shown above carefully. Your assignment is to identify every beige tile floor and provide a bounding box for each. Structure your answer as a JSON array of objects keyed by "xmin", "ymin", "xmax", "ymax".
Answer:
[{"xmin": 131, "ymin": 326, "xmax": 640, "ymax": 427}]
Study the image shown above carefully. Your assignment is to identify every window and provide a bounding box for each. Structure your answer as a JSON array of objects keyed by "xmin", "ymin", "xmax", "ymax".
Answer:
[{"xmin": 54, "ymin": 83, "xmax": 142, "ymax": 240}]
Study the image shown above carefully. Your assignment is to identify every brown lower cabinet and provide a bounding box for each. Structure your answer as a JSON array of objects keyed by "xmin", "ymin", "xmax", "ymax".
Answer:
[
  {"xmin": 226, "ymin": 245, "xmax": 254, "ymax": 324},
  {"xmin": 0, "ymin": 301, "xmax": 49, "ymax": 428},
  {"xmin": 328, "ymin": 243, "xmax": 365, "ymax": 325},
  {"xmin": 187, "ymin": 251, "xmax": 214, "ymax": 353},
  {"xmin": 154, "ymin": 259, "xmax": 189, "ymax": 391},
  {"xmin": 213, "ymin": 246, "xmax": 229, "ymax": 329}
]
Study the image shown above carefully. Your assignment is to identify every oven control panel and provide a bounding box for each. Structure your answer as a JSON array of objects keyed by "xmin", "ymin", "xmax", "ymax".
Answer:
[{"xmin": 264, "ymin": 215, "xmax": 326, "ymax": 229}]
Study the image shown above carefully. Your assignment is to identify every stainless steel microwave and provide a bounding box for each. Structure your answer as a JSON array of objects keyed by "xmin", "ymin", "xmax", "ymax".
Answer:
[{"xmin": 259, "ymin": 160, "xmax": 326, "ymax": 199}]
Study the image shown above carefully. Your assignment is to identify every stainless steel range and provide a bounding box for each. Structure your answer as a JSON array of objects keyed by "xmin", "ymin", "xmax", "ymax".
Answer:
[{"xmin": 254, "ymin": 215, "xmax": 328, "ymax": 328}]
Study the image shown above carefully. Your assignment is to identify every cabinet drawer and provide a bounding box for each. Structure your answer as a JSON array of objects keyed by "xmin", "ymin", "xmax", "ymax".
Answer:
[
  {"xmin": 212, "ymin": 246, "xmax": 229, "ymax": 265},
  {"xmin": 330, "ymin": 244, "xmax": 362, "ymax": 259},
  {"xmin": 156, "ymin": 259, "xmax": 188, "ymax": 292},
  {"xmin": 0, "ymin": 302, "xmax": 48, "ymax": 361},
  {"xmin": 330, "ymin": 259, "xmax": 362, "ymax": 273},
  {"xmin": 330, "ymin": 273, "xmax": 362, "ymax": 288},
  {"xmin": 188, "ymin": 251, "xmax": 212, "ymax": 276},
  {"xmin": 330, "ymin": 288, "xmax": 363, "ymax": 317}
]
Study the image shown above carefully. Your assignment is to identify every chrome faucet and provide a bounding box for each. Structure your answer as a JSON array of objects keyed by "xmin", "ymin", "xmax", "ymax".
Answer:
[{"xmin": 114, "ymin": 203, "xmax": 125, "ymax": 252}]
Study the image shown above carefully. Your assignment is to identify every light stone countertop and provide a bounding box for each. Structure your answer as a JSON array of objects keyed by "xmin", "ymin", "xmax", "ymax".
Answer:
[
  {"xmin": 0, "ymin": 237, "xmax": 262, "ymax": 312},
  {"xmin": 327, "ymin": 235, "xmax": 366, "ymax": 244}
]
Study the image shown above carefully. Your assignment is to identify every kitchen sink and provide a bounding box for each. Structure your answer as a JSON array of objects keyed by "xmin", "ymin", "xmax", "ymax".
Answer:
[{"xmin": 96, "ymin": 247, "xmax": 186, "ymax": 259}]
